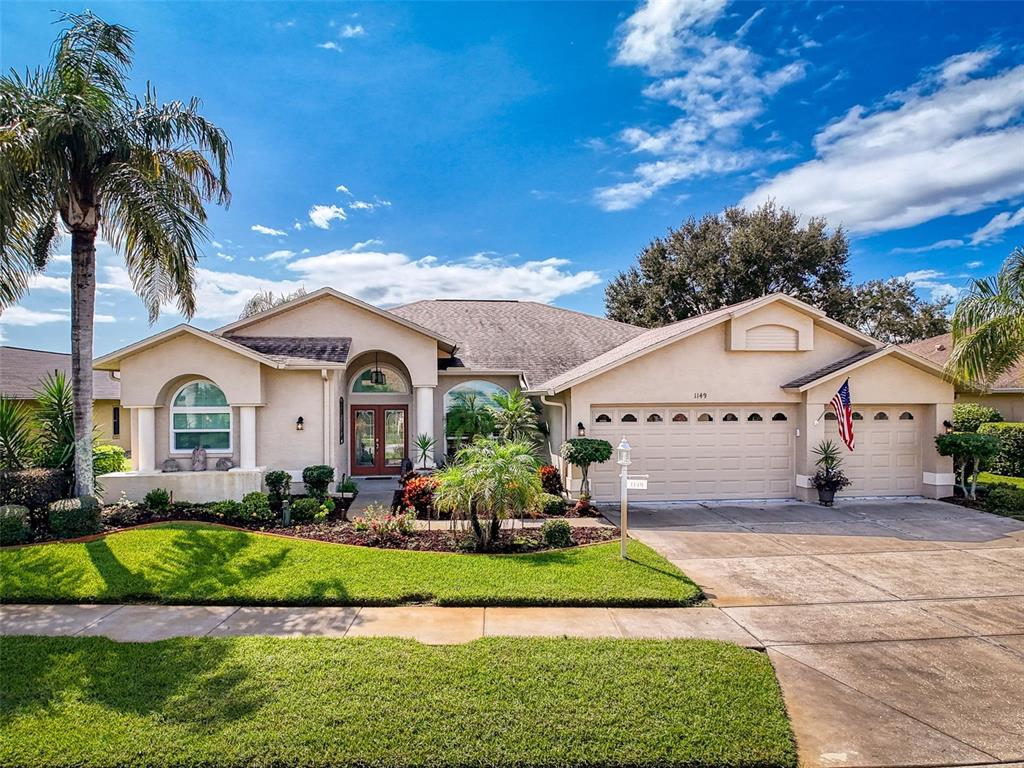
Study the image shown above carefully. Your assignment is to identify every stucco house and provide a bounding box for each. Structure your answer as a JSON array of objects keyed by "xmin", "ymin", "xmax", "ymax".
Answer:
[
  {"xmin": 903, "ymin": 333, "xmax": 1023, "ymax": 422},
  {"xmin": 95, "ymin": 288, "xmax": 956, "ymax": 503},
  {"xmin": 0, "ymin": 345, "xmax": 129, "ymax": 452}
]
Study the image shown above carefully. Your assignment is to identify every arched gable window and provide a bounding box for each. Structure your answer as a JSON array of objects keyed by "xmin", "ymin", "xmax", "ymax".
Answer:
[
  {"xmin": 722, "ymin": 412, "xmax": 739, "ymax": 422},
  {"xmin": 171, "ymin": 380, "xmax": 231, "ymax": 453},
  {"xmin": 697, "ymin": 412, "xmax": 714, "ymax": 422},
  {"xmin": 595, "ymin": 413, "xmax": 612, "ymax": 423},
  {"xmin": 747, "ymin": 413, "xmax": 763, "ymax": 422},
  {"xmin": 852, "ymin": 411, "xmax": 863, "ymax": 421},
  {"xmin": 771, "ymin": 412, "xmax": 788, "ymax": 421},
  {"xmin": 672, "ymin": 413, "xmax": 688, "ymax": 422},
  {"xmin": 352, "ymin": 364, "xmax": 409, "ymax": 394},
  {"xmin": 824, "ymin": 412, "xmax": 838, "ymax": 421}
]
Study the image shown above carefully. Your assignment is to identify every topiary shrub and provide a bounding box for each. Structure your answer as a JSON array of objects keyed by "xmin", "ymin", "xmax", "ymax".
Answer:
[
  {"xmin": 47, "ymin": 496, "xmax": 101, "ymax": 538},
  {"xmin": 978, "ymin": 422, "xmax": 1024, "ymax": 477},
  {"xmin": 0, "ymin": 504, "xmax": 32, "ymax": 545},
  {"xmin": 539, "ymin": 493, "xmax": 567, "ymax": 516},
  {"xmin": 538, "ymin": 464, "xmax": 564, "ymax": 496},
  {"xmin": 209, "ymin": 499, "xmax": 244, "ymax": 520},
  {"xmin": 952, "ymin": 403, "xmax": 1003, "ymax": 433},
  {"xmin": 935, "ymin": 432, "xmax": 1000, "ymax": 500},
  {"xmin": 302, "ymin": 465, "xmax": 334, "ymax": 501},
  {"xmin": 94, "ymin": 445, "xmax": 129, "ymax": 475},
  {"xmin": 290, "ymin": 496, "xmax": 322, "ymax": 523},
  {"xmin": 560, "ymin": 438, "xmax": 613, "ymax": 496},
  {"xmin": 984, "ymin": 485, "xmax": 1024, "ymax": 519},
  {"xmin": 144, "ymin": 487, "xmax": 171, "ymax": 513},
  {"xmin": 264, "ymin": 470, "xmax": 292, "ymax": 513},
  {"xmin": 403, "ymin": 475, "xmax": 438, "ymax": 519},
  {"xmin": 0, "ymin": 468, "xmax": 68, "ymax": 525},
  {"xmin": 540, "ymin": 519, "xmax": 572, "ymax": 548},
  {"xmin": 239, "ymin": 491, "xmax": 274, "ymax": 523}
]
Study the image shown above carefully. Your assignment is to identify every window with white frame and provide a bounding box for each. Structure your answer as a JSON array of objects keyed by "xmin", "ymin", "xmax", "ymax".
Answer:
[{"xmin": 171, "ymin": 380, "xmax": 231, "ymax": 453}]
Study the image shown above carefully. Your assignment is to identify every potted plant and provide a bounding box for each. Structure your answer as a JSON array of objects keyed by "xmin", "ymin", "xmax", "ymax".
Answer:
[
  {"xmin": 811, "ymin": 440, "xmax": 852, "ymax": 506},
  {"xmin": 337, "ymin": 477, "xmax": 358, "ymax": 500}
]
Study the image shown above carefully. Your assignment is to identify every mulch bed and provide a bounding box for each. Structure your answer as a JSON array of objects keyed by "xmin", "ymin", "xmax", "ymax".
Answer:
[
  {"xmin": 939, "ymin": 496, "xmax": 985, "ymax": 511},
  {"xmin": 263, "ymin": 522, "xmax": 620, "ymax": 553}
]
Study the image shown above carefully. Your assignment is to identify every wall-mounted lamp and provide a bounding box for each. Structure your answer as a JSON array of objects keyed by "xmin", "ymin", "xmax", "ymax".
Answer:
[
  {"xmin": 942, "ymin": 419, "xmax": 953, "ymax": 434},
  {"xmin": 577, "ymin": 421, "xmax": 586, "ymax": 437},
  {"xmin": 296, "ymin": 416, "xmax": 305, "ymax": 431}
]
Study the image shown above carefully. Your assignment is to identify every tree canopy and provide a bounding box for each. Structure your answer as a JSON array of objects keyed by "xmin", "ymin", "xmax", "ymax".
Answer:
[{"xmin": 604, "ymin": 201, "xmax": 951, "ymax": 343}]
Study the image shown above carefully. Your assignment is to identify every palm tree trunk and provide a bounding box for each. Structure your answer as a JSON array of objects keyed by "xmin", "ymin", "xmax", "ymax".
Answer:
[{"xmin": 71, "ymin": 228, "xmax": 96, "ymax": 497}]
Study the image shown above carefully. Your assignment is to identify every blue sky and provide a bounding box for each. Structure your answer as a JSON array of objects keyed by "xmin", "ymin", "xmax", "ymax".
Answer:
[{"xmin": 2, "ymin": 0, "xmax": 1022, "ymax": 354}]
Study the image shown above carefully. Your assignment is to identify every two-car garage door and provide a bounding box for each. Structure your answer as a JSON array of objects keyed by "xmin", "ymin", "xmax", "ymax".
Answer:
[{"xmin": 588, "ymin": 405, "xmax": 795, "ymax": 501}]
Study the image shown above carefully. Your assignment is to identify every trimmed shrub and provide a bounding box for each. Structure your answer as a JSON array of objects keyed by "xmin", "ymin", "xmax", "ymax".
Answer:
[
  {"xmin": 290, "ymin": 496, "xmax": 322, "ymax": 523},
  {"xmin": 403, "ymin": 475, "xmax": 438, "ymax": 519},
  {"xmin": 978, "ymin": 422, "xmax": 1024, "ymax": 477},
  {"xmin": 240, "ymin": 491, "xmax": 274, "ymax": 523},
  {"xmin": 94, "ymin": 445, "xmax": 129, "ymax": 475},
  {"xmin": 538, "ymin": 464, "xmax": 564, "ymax": 496},
  {"xmin": 935, "ymin": 432, "xmax": 1000, "ymax": 499},
  {"xmin": 302, "ymin": 465, "xmax": 334, "ymax": 501},
  {"xmin": 264, "ymin": 470, "xmax": 292, "ymax": 512},
  {"xmin": 560, "ymin": 438, "xmax": 613, "ymax": 496},
  {"xmin": 952, "ymin": 403, "xmax": 1003, "ymax": 433},
  {"xmin": 144, "ymin": 487, "xmax": 171, "ymax": 513},
  {"xmin": 539, "ymin": 493, "xmax": 567, "ymax": 516},
  {"xmin": 984, "ymin": 485, "xmax": 1024, "ymax": 519},
  {"xmin": 0, "ymin": 504, "xmax": 32, "ymax": 545},
  {"xmin": 0, "ymin": 468, "xmax": 67, "ymax": 520},
  {"xmin": 47, "ymin": 496, "xmax": 101, "ymax": 538},
  {"xmin": 540, "ymin": 519, "xmax": 572, "ymax": 548},
  {"xmin": 209, "ymin": 500, "xmax": 244, "ymax": 520}
]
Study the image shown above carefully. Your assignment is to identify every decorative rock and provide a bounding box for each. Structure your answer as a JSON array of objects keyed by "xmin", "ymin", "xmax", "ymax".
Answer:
[
  {"xmin": 215, "ymin": 457, "xmax": 234, "ymax": 471},
  {"xmin": 191, "ymin": 446, "xmax": 207, "ymax": 472},
  {"xmin": 162, "ymin": 459, "xmax": 180, "ymax": 473}
]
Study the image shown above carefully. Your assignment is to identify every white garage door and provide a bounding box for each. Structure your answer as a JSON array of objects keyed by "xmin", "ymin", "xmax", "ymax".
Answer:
[
  {"xmin": 588, "ymin": 405, "xmax": 795, "ymax": 501},
  {"xmin": 826, "ymin": 406, "xmax": 921, "ymax": 496}
]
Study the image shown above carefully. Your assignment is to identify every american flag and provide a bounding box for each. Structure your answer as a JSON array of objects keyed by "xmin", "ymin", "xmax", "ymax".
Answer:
[{"xmin": 830, "ymin": 378, "xmax": 855, "ymax": 451}]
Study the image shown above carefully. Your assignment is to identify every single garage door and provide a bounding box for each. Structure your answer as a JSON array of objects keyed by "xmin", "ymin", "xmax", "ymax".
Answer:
[
  {"xmin": 588, "ymin": 405, "xmax": 795, "ymax": 501},
  {"xmin": 826, "ymin": 406, "xmax": 921, "ymax": 496}
]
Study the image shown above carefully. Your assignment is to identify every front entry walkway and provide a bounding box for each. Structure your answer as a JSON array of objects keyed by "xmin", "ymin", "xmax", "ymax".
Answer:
[{"xmin": 605, "ymin": 499, "xmax": 1024, "ymax": 768}]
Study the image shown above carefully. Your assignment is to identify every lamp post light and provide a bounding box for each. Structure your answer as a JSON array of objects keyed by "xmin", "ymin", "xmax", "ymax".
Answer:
[{"xmin": 617, "ymin": 437, "xmax": 631, "ymax": 559}]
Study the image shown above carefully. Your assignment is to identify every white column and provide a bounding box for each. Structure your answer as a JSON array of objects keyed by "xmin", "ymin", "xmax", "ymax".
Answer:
[
  {"xmin": 136, "ymin": 407, "xmax": 156, "ymax": 472},
  {"xmin": 415, "ymin": 385, "xmax": 435, "ymax": 468},
  {"xmin": 239, "ymin": 406, "xmax": 256, "ymax": 470}
]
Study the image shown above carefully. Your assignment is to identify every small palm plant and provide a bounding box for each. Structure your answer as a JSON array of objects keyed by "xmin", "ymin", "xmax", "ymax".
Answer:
[
  {"xmin": 413, "ymin": 432, "xmax": 436, "ymax": 469},
  {"xmin": 489, "ymin": 389, "xmax": 544, "ymax": 448},
  {"xmin": 0, "ymin": 396, "xmax": 37, "ymax": 470},
  {"xmin": 434, "ymin": 438, "xmax": 542, "ymax": 550},
  {"xmin": 811, "ymin": 440, "xmax": 851, "ymax": 506},
  {"xmin": 34, "ymin": 371, "xmax": 77, "ymax": 474}
]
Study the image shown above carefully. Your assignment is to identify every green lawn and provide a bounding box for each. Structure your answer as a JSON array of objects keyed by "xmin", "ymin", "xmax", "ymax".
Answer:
[
  {"xmin": 0, "ymin": 523, "xmax": 700, "ymax": 607},
  {"xmin": 979, "ymin": 472, "xmax": 1024, "ymax": 489},
  {"xmin": 0, "ymin": 635, "xmax": 796, "ymax": 768}
]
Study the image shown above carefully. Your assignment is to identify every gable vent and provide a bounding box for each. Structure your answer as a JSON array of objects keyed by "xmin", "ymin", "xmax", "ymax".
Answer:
[{"xmin": 745, "ymin": 324, "xmax": 799, "ymax": 351}]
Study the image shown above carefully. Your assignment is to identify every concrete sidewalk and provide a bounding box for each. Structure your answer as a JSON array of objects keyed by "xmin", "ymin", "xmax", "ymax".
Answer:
[{"xmin": 0, "ymin": 603, "xmax": 759, "ymax": 646}]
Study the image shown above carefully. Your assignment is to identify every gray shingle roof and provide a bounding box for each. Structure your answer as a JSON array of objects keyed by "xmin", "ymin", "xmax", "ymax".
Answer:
[
  {"xmin": 225, "ymin": 336, "xmax": 351, "ymax": 366},
  {"xmin": 390, "ymin": 300, "xmax": 647, "ymax": 386},
  {"xmin": 903, "ymin": 333, "xmax": 1023, "ymax": 391},
  {"xmin": 781, "ymin": 348, "xmax": 883, "ymax": 389},
  {"xmin": 0, "ymin": 346, "xmax": 121, "ymax": 400}
]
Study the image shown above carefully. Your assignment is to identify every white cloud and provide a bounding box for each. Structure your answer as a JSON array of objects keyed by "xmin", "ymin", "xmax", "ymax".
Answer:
[
  {"xmin": 51, "ymin": 253, "xmax": 71, "ymax": 264},
  {"xmin": 969, "ymin": 207, "xmax": 1024, "ymax": 245},
  {"xmin": 349, "ymin": 198, "xmax": 391, "ymax": 212},
  {"xmin": 317, "ymin": 41, "xmax": 342, "ymax": 52},
  {"xmin": 0, "ymin": 306, "xmax": 68, "ymax": 326},
  {"xmin": 217, "ymin": 252, "xmax": 235, "ymax": 262},
  {"xmin": 742, "ymin": 51, "xmax": 1024, "ymax": 234},
  {"xmin": 211, "ymin": 241, "xmax": 223, "ymax": 249},
  {"xmin": 352, "ymin": 239, "xmax": 384, "ymax": 251},
  {"xmin": 903, "ymin": 269, "xmax": 961, "ymax": 303},
  {"xmin": 95, "ymin": 314, "xmax": 116, "ymax": 323},
  {"xmin": 97, "ymin": 265, "xmax": 136, "ymax": 293},
  {"xmin": 261, "ymin": 249, "xmax": 296, "ymax": 262},
  {"xmin": 597, "ymin": 0, "xmax": 805, "ymax": 210},
  {"xmin": 308, "ymin": 204, "xmax": 348, "ymax": 229},
  {"xmin": 251, "ymin": 224, "xmax": 287, "ymax": 236},
  {"xmin": 966, "ymin": 260, "xmax": 983, "ymax": 269},
  {"xmin": 937, "ymin": 48, "xmax": 998, "ymax": 85},
  {"xmin": 25, "ymin": 274, "xmax": 71, "ymax": 293},
  {"xmin": 336, "ymin": 184, "xmax": 351, "ymax": 194},
  {"xmin": 890, "ymin": 239, "xmax": 965, "ymax": 255},
  {"xmin": 340, "ymin": 24, "xmax": 365, "ymax": 38}
]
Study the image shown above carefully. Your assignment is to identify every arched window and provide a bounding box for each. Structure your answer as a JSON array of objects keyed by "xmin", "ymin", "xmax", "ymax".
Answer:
[
  {"xmin": 595, "ymin": 413, "xmax": 612, "ymax": 423},
  {"xmin": 697, "ymin": 412, "xmax": 714, "ymax": 422},
  {"xmin": 672, "ymin": 413, "xmax": 688, "ymax": 423},
  {"xmin": 824, "ymin": 412, "xmax": 838, "ymax": 421},
  {"xmin": 646, "ymin": 413, "xmax": 663, "ymax": 423},
  {"xmin": 852, "ymin": 411, "xmax": 863, "ymax": 421},
  {"xmin": 352, "ymin": 364, "xmax": 409, "ymax": 394},
  {"xmin": 171, "ymin": 380, "xmax": 231, "ymax": 453},
  {"xmin": 899, "ymin": 411, "xmax": 914, "ymax": 420},
  {"xmin": 771, "ymin": 412, "xmax": 788, "ymax": 421},
  {"xmin": 722, "ymin": 412, "xmax": 738, "ymax": 422},
  {"xmin": 621, "ymin": 413, "xmax": 638, "ymax": 423},
  {"xmin": 444, "ymin": 380, "xmax": 508, "ymax": 447},
  {"xmin": 747, "ymin": 413, "xmax": 763, "ymax": 422},
  {"xmin": 874, "ymin": 411, "xmax": 889, "ymax": 421}
]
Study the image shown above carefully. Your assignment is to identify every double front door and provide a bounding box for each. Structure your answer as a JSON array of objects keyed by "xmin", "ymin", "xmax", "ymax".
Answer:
[{"xmin": 351, "ymin": 405, "xmax": 408, "ymax": 475}]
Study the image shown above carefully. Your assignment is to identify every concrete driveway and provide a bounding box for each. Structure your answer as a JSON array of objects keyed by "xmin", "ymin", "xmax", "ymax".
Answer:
[{"xmin": 606, "ymin": 498, "xmax": 1024, "ymax": 768}]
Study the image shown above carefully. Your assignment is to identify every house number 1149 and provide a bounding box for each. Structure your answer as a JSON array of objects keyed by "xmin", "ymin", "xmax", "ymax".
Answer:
[{"xmin": 693, "ymin": 392, "xmax": 708, "ymax": 399}]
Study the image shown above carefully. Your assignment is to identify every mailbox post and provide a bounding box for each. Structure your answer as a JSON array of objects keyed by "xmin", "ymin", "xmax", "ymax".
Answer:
[{"xmin": 617, "ymin": 438, "xmax": 631, "ymax": 559}]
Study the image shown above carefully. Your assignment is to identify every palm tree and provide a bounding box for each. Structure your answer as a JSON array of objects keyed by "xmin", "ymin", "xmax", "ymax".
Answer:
[
  {"xmin": 238, "ymin": 287, "xmax": 306, "ymax": 320},
  {"xmin": 488, "ymin": 388, "xmax": 543, "ymax": 448},
  {"xmin": 948, "ymin": 248, "xmax": 1024, "ymax": 388},
  {"xmin": 0, "ymin": 12, "xmax": 230, "ymax": 494},
  {"xmin": 445, "ymin": 391, "xmax": 496, "ymax": 445},
  {"xmin": 434, "ymin": 438, "xmax": 542, "ymax": 550}
]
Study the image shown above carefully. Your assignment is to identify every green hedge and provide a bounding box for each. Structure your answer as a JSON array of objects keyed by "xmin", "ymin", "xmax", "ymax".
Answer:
[
  {"xmin": 978, "ymin": 422, "xmax": 1024, "ymax": 477},
  {"xmin": 952, "ymin": 403, "xmax": 1003, "ymax": 433},
  {"xmin": 94, "ymin": 445, "xmax": 128, "ymax": 475}
]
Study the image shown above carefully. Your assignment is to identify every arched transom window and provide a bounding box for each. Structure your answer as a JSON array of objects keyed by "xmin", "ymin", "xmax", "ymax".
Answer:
[
  {"xmin": 352, "ymin": 365, "xmax": 409, "ymax": 394},
  {"xmin": 171, "ymin": 380, "xmax": 231, "ymax": 453}
]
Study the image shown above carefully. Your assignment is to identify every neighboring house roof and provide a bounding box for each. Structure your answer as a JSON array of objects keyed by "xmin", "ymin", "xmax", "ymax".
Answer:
[
  {"xmin": 902, "ymin": 333, "xmax": 1024, "ymax": 392},
  {"xmin": 0, "ymin": 346, "xmax": 121, "ymax": 400},
  {"xmin": 225, "ymin": 336, "xmax": 351, "ymax": 366},
  {"xmin": 390, "ymin": 299, "xmax": 647, "ymax": 386}
]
